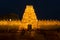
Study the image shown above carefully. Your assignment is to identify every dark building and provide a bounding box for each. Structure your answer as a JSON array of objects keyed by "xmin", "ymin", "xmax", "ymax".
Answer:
[{"xmin": 0, "ymin": 13, "xmax": 19, "ymax": 20}]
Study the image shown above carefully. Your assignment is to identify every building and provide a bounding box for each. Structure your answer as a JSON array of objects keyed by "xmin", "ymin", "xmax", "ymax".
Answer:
[{"xmin": 0, "ymin": 5, "xmax": 60, "ymax": 30}]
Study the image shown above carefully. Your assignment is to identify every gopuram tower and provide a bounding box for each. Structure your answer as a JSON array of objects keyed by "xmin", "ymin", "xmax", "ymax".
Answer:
[{"xmin": 21, "ymin": 5, "xmax": 38, "ymax": 29}]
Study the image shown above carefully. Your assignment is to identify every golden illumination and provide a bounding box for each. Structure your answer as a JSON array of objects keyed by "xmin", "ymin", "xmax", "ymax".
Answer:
[
  {"xmin": 0, "ymin": 5, "xmax": 60, "ymax": 30},
  {"xmin": 21, "ymin": 5, "xmax": 38, "ymax": 29}
]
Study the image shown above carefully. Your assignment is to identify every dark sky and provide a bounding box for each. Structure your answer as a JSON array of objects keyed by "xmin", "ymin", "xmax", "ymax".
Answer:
[{"xmin": 0, "ymin": 0, "xmax": 60, "ymax": 20}]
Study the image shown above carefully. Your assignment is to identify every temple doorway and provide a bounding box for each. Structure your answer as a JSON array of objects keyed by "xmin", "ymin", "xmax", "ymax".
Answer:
[{"xmin": 27, "ymin": 24, "xmax": 32, "ymax": 31}]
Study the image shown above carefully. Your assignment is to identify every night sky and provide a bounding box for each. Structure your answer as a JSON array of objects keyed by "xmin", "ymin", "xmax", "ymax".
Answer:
[{"xmin": 0, "ymin": 0, "xmax": 60, "ymax": 20}]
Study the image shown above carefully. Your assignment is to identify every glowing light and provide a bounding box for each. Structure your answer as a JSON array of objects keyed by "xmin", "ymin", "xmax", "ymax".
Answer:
[{"xmin": 9, "ymin": 19, "xmax": 11, "ymax": 21}]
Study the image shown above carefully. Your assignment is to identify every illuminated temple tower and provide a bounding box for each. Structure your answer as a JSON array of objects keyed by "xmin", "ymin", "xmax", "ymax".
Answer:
[{"xmin": 21, "ymin": 5, "xmax": 38, "ymax": 29}]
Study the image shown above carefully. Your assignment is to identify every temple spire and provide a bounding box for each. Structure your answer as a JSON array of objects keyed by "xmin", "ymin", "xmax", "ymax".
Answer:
[
  {"xmin": 21, "ymin": 5, "xmax": 38, "ymax": 29},
  {"xmin": 22, "ymin": 5, "xmax": 38, "ymax": 22}
]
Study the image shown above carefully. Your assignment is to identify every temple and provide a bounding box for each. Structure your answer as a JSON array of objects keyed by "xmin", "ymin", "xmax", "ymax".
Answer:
[
  {"xmin": 21, "ymin": 5, "xmax": 38, "ymax": 29},
  {"xmin": 0, "ymin": 5, "xmax": 60, "ymax": 30}
]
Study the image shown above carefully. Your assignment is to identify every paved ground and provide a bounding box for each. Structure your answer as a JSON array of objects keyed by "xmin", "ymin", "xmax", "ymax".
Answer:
[{"xmin": 0, "ymin": 29, "xmax": 60, "ymax": 40}]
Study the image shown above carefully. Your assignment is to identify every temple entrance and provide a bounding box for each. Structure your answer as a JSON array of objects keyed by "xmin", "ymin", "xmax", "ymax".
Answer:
[{"xmin": 27, "ymin": 24, "xmax": 32, "ymax": 31}]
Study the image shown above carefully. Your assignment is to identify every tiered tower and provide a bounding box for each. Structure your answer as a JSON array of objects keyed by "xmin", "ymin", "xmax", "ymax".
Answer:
[{"xmin": 21, "ymin": 5, "xmax": 38, "ymax": 29}]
